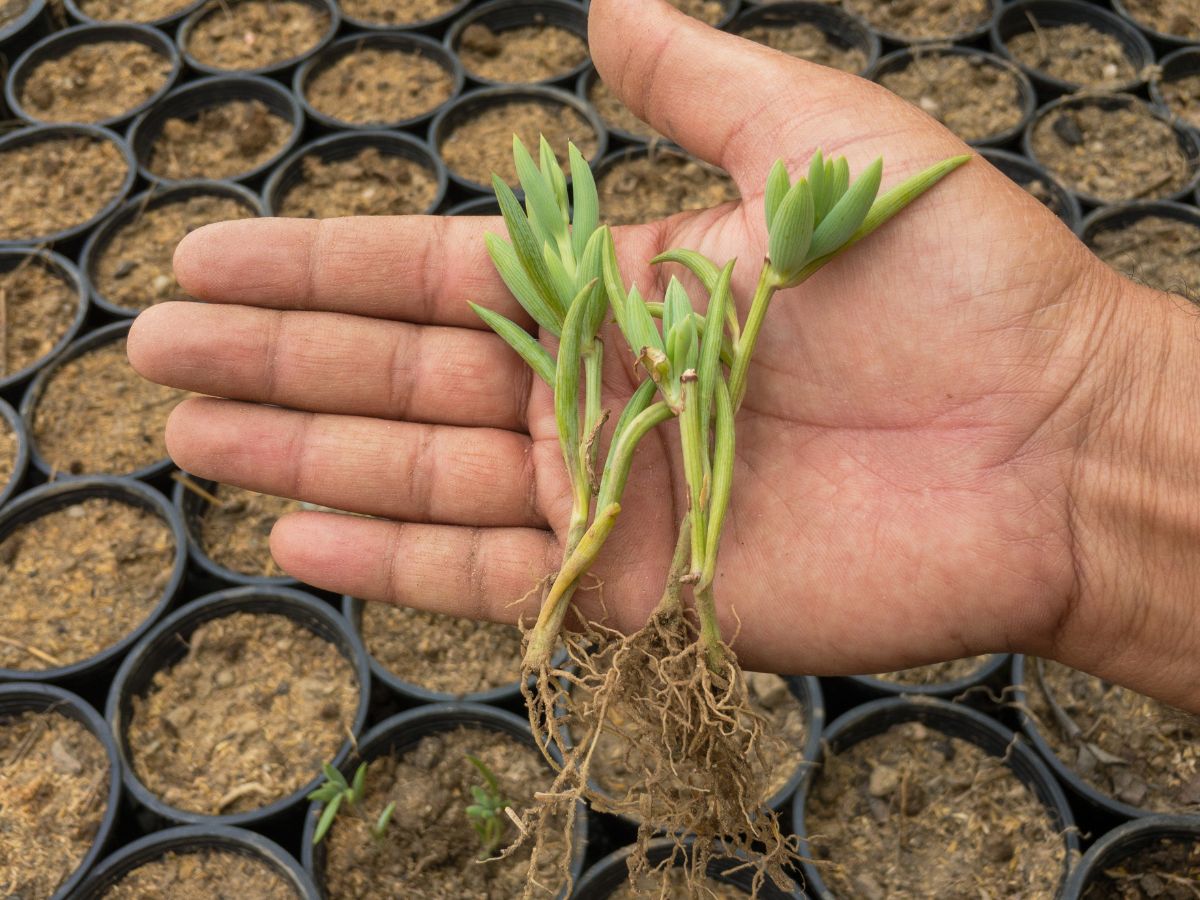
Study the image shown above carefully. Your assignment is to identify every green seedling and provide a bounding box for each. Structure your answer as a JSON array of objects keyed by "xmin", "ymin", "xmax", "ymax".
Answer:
[
  {"xmin": 464, "ymin": 754, "xmax": 510, "ymax": 860},
  {"xmin": 308, "ymin": 761, "xmax": 396, "ymax": 846}
]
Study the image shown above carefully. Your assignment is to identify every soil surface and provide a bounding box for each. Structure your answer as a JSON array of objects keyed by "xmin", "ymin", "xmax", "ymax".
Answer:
[
  {"xmin": 339, "ymin": 0, "xmax": 456, "ymax": 26},
  {"xmin": 31, "ymin": 339, "xmax": 185, "ymax": 476},
  {"xmin": 440, "ymin": 99, "xmax": 597, "ymax": 188},
  {"xmin": 878, "ymin": 52, "xmax": 1024, "ymax": 144},
  {"xmin": 0, "ymin": 136, "xmax": 126, "ymax": 241},
  {"xmin": 1007, "ymin": 23, "xmax": 1135, "ymax": 89},
  {"xmin": 1080, "ymin": 836, "xmax": 1200, "ymax": 900},
  {"xmin": 874, "ymin": 655, "xmax": 993, "ymax": 686},
  {"xmin": 0, "ymin": 710, "xmax": 109, "ymax": 898},
  {"xmin": 842, "ymin": 0, "xmax": 989, "ymax": 41},
  {"xmin": 1030, "ymin": 103, "xmax": 1193, "ymax": 203},
  {"xmin": 95, "ymin": 194, "xmax": 254, "ymax": 311},
  {"xmin": 148, "ymin": 100, "xmax": 293, "ymax": 181},
  {"xmin": 597, "ymin": 151, "xmax": 738, "ymax": 226},
  {"xmin": 102, "ymin": 850, "xmax": 299, "ymax": 899},
  {"xmin": 1027, "ymin": 659, "xmax": 1200, "ymax": 814},
  {"xmin": 806, "ymin": 721, "xmax": 1065, "ymax": 898},
  {"xmin": 321, "ymin": 727, "xmax": 566, "ymax": 899},
  {"xmin": 741, "ymin": 22, "xmax": 866, "ymax": 72},
  {"xmin": 457, "ymin": 21, "xmax": 587, "ymax": 84},
  {"xmin": 666, "ymin": 0, "xmax": 726, "ymax": 24},
  {"xmin": 127, "ymin": 611, "xmax": 360, "ymax": 815},
  {"xmin": 588, "ymin": 76, "xmax": 657, "ymax": 140},
  {"xmin": 1089, "ymin": 215, "xmax": 1200, "ymax": 300},
  {"xmin": 277, "ymin": 148, "xmax": 439, "ymax": 218},
  {"xmin": 76, "ymin": 0, "xmax": 195, "ymax": 21},
  {"xmin": 1023, "ymin": 176, "xmax": 1070, "ymax": 218},
  {"xmin": 1121, "ymin": 0, "xmax": 1200, "ymax": 40},
  {"xmin": 20, "ymin": 40, "xmax": 172, "ymax": 123},
  {"xmin": 1160, "ymin": 72, "xmax": 1200, "ymax": 131},
  {"xmin": 611, "ymin": 867, "xmax": 746, "ymax": 899},
  {"xmin": 185, "ymin": 0, "xmax": 329, "ymax": 71},
  {"xmin": 194, "ymin": 482, "xmax": 302, "ymax": 577},
  {"xmin": 0, "ymin": 258, "xmax": 78, "ymax": 378},
  {"xmin": 0, "ymin": 417, "xmax": 15, "ymax": 490},
  {"xmin": 0, "ymin": 0, "xmax": 29, "ymax": 28},
  {"xmin": 0, "ymin": 497, "xmax": 175, "ymax": 671},
  {"xmin": 305, "ymin": 47, "xmax": 454, "ymax": 126},
  {"xmin": 360, "ymin": 602, "xmax": 523, "ymax": 695}
]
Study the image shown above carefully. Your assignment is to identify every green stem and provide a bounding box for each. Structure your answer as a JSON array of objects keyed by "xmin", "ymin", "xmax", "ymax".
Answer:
[
  {"xmin": 653, "ymin": 516, "xmax": 692, "ymax": 616},
  {"xmin": 695, "ymin": 584, "xmax": 727, "ymax": 671},
  {"xmin": 596, "ymin": 401, "xmax": 675, "ymax": 511},
  {"xmin": 728, "ymin": 265, "xmax": 780, "ymax": 412},
  {"xmin": 678, "ymin": 379, "xmax": 708, "ymax": 578},
  {"xmin": 698, "ymin": 378, "xmax": 734, "ymax": 592}
]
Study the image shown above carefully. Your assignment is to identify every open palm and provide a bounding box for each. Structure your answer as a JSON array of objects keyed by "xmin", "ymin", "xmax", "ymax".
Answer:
[{"xmin": 129, "ymin": 0, "xmax": 1120, "ymax": 676}]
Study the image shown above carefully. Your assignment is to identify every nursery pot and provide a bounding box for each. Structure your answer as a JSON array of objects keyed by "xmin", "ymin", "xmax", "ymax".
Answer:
[
  {"xmin": 0, "ymin": 477, "xmax": 187, "ymax": 689},
  {"xmin": 106, "ymin": 585, "xmax": 372, "ymax": 831},
  {"xmin": 853, "ymin": 0, "xmax": 997, "ymax": 46},
  {"xmin": 574, "ymin": 65, "xmax": 659, "ymax": 146},
  {"xmin": 1150, "ymin": 46, "xmax": 1200, "ymax": 130},
  {"xmin": 834, "ymin": 653, "xmax": 1013, "ymax": 702},
  {"xmin": 339, "ymin": 0, "xmax": 470, "ymax": 34},
  {"xmin": 0, "ymin": 248, "xmax": 89, "ymax": 395},
  {"xmin": 446, "ymin": 0, "xmax": 590, "ymax": 88},
  {"xmin": 992, "ymin": 0, "xmax": 1154, "ymax": 97},
  {"xmin": 0, "ymin": 124, "xmax": 135, "ymax": 249},
  {"xmin": 0, "ymin": 0, "xmax": 48, "ymax": 57},
  {"xmin": 729, "ymin": 1, "xmax": 881, "ymax": 77},
  {"xmin": 79, "ymin": 181, "xmax": 263, "ymax": 318},
  {"xmin": 445, "ymin": 195, "xmax": 503, "ymax": 216},
  {"xmin": 175, "ymin": 0, "xmax": 340, "ymax": 80},
  {"xmin": 73, "ymin": 824, "xmax": 320, "ymax": 899},
  {"xmin": 1061, "ymin": 816, "xmax": 1200, "ymax": 899},
  {"xmin": 0, "ymin": 682, "xmax": 123, "ymax": 900},
  {"xmin": 0, "ymin": 397, "xmax": 29, "ymax": 508},
  {"xmin": 583, "ymin": 0, "xmax": 741, "ymax": 29},
  {"xmin": 792, "ymin": 695, "xmax": 1080, "ymax": 899},
  {"xmin": 1111, "ymin": 0, "xmax": 1199, "ymax": 51},
  {"xmin": 293, "ymin": 31, "xmax": 465, "ymax": 132},
  {"xmin": 62, "ymin": 0, "xmax": 205, "ymax": 31},
  {"xmin": 980, "ymin": 147, "xmax": 1083, "ymax": 233},
  {"xmin": 6, "ymin": 23, "xmax": 182, "ymax": 130},
  {"xmin": 261, "ymin": 130, "xmax": 449, "ymax": 217},
  {"xmin": 1081, "ymin": 198, "xmax": 1200, "ymax": 255},
  {"xmin": 126, "ymin": 74, "xmax": 304, "ymax": 187},
  {"xmin": 301, "ymin": 702, "xmax": 589, "ymax": 898}
]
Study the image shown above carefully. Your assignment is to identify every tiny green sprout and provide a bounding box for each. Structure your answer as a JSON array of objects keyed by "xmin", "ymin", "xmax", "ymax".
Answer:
[
  {"xmin": 464, "ymin": 754, "xmax": 510, "ymax": 860},
  {"xmin": 308, "ymin": 761, "xmax": 393, "ymax": 845}
]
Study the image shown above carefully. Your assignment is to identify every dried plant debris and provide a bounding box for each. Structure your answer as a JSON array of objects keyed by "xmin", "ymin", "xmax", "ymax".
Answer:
[
  {"xmin": 277, "ymin": 148, "xmax": 439, "ymax": 219},
  {"xmin": 874, "ymin": 655, "xmax": 993, "ymax": 686},
  {"xmin": 196, "ymin": 483, "xmax": 302, "ymax": 577},
  {"xmin": 1080, "ymin": 836, "xmax": 1200, "ymax": 900},
  {"xmin": 1006, "ymin": 23, "xmax": 1136, "ymax": 89},
  {"xmin": 185, "ymin": 0, "xmax": 329, "ymax": 71},
  {"xmin": 305, "ymin": 48, "xmax": 454, "ymax": 126},
  {"xmin": 0, "ymin": 259, "xmax": 77, "ymax": 378},
  {"xmin": 598, "ymin": 151, "xmax": 739, "ymax": 226},
  {"xmin": 102, "ymin": 850, "xmax": 300, "ymax": 899},
  {"xmin": 842, "ymin": 0, "xmax": 990, "ymax": 41},
  {"xmin": 0, "ymin": 136, "xmax": 126, "ymax": 241},
  {"xmin": 148, "ymin": 100, "xmax": 293, "ymax": 181},
  {"xmin": 338, "ymin": 0, "xmax": 457, "ymax": 27},
  {"xmin": 457, "ymin": 21, "xmax": 587, "ymax": 84},
  {"xmin": 20, "ymin": 41, "xmax": 172, "ymax": 122},
  {"xmin": 1120, "ymin": 0, "xmax": 1200, "ymax": 40},
  {"xmin": 741, "ymin": 22, "xmax": 866, "ymax": 72},
  {"xmin": 75, "ymin": 0, "xmax": 195, "ymax": 21}
]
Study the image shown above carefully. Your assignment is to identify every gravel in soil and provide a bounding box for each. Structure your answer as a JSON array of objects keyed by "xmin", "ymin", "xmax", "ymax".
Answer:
[
  {"xmin": 873, "ymin": 655, "xmax": 993, "ymax": 686},
  {"xmin": 1160, "ymin": 72, "xmax": 1200, "ymax": 131},
  {"xmin": 0, "ymin": 136, "xmax": 126, "ymax": 241},
  {"xmin": 588, "ymin": 76, "xmax": 657, "ymax": 140},
  {"xmin": 597, "ymin": 151, "xmax": 738, "ymax": 226},
  {"xmin": 277, "ymin": 148, "xmax": 439, "ymax": 218},
  {"xmin": 0, "ymin": 418, "xmax": 14, "ymax": 489},
  {"xmin": 305, "ymin": 47, "xmax": 454, "ymax": 126},
  {"xmin": 95, "ymin": 194, "xmax": 254, "ymax": 311},
  {"xmin": 321, "ymin": 726, "xmax": 568, "ymax": 899},
  {"xmin": 1006, "ymin": 23, "xmax": 1136, "ymax": 89},
  {"xmin": 147, "ymin": 100, "xmax": 293, "ymax": 181},
  {"xmin": 1030, "ymin": 103, "xmax": 1194, "ymax": 203},
  {"xmin": 101, "ymin": 850, "xmax": 299, "ymax": 899},
  {"xmin": 195, "ymin": 482, "xmax": 302, "ymax": 577},
  {"xmin": 19, "ymin": 41, "xmax": 172, "ymax": 123},
  {"xmin": 75, "ymin": 0, "xmax": 195, "ymax": 21},
  {"xmin": 0, "ymin": 710, "xmax": 109, "ymax": 898},
  {"xmin": 185, "ymin": 0, "xmax": 329, "ymax": 71},
  {"xmin": 0, "ymin": 497, "xmax": 175, "ymax": 671},
  {"xmin": 0, "ymin": 258, "xmax": 78, "ymax": 378},
  {"xmin": 878, "ymin": 52, "xmax": 1025, "ymax": 144},
  {"xmin": 666, "ymin": 0, "xmax": 726, "ymax": 24},
  {"xmin": 1027, "ymin": 659, "xmax": 1200, "ymax": 814},
  {"xmin": 0, "ymin": 0, "xmax": 29, "ymax": 27},
  {"xmin": 740, "ymin": 22, "xmax": 867, "ymax": 72},
  {"xmin": 611, "ymin": 867, "xmax": 746, "ymax": 899},
  {"xmin": 841, "ymin": 0, "xmax": 990, "ymax": 41},
  {"xmin": 338, "ymin": 0, "xmax": 457, "ymax": 26},
  {"xmin": 457, "ymin": 21, "xmax": 587, "ymax": 84},
  {"xmin": 1089, "ymin": 215, "xmax": 1200, "ymax": 300},
  {"xmin": 806, "ymin": 721, "xmax": 1065, "ymax": 898},
  {"xmin": 31, "ymin": 339, "xmax": 185, "ymax": 476},
  {"xmin": 127, "ymin": 611, "xmax": 360, "ymax": 815},
  {"xmin": 439, "ymin": 99, "xmax": 597, "ymax": 188},
  {"xmin": 359, "ymin": 602, "xmax": 523, "ymax": 696},
  {"xmin": 1080, "ymin": 837, "xmax": 1200, "ymax": 900},
  {"xmin": 1121, "ymin": 0, "xmax": 1200, "ymax": 41}
]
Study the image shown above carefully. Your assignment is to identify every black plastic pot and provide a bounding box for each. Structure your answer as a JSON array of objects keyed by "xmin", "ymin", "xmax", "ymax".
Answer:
[
  {"xmin": 20, "ymin": 320, "xmax": 178, "ymax": 481},
  {"xmin": 62, "ymin": 0, "xmax": 204, "ymax": 31},
  {"xmin": 835, "ymin": 653, "xmax": 1012, "ymax": 701},
  {"xmin": 792, "ymin": 696, "xmax": 1079, "ymax": 899},
  {"xmin": 262, "ymin": 130, "xmax": 449, "ymax": 217},
  {"xmin": 0, "ymin": 478, "xmax": 187, "ymax": 687},
  {"xmin": 171, "ymin": 474, "xmax": 299, "ymax": 588},
  {"xmin": 1023, "ymin": 93, "xmax": 1200, "ymax": 207},
  {"xmin": 0, "ymin": 249, "xmax": 88, "ymax": 394},
  {"xmin": 992, "ymin": 0, "xmax": 1154, "ymax": 97},
  {"xmin": 126, "ymin": 74, "xmax": 303, "ymax": 187},
  {"xmin": 429, "ymin": 84, "xmax": 608, "ymax": 195},
  {"xmin": 74, "ymin": 824, "xmax": 320, "ymax": 899},
  {"xmin": 447, "ymin": 0, "xmax": 590, "ymax": 88},
  {"xmin": 0, "ymin": 124, "xmax": 135, "ymax": 249},
  {"xmin": 1081, "ymin": 198, "xmax": 1200, "ymax": 256},
  {"xmin": 301, "ymin": 702, "xmax": 589, "ymax": 898},
  {"xmin": 106, "ymin": 586, "xmax": 372, "ymax": 830},
  {"xmin": 1150, "ymin": 46, "xmax": 1200, "ymax": 132},
  {"xmin": 445, "ymin": 195, "xmax": 502, "ymax": 215},
  {"xmin": 1112, "ymin": 0, "xmax": 1200, "ymax": 52},
  {"xmin": 0, "ymin": 397, "xmax": 29, "ymax": 507},
  {"xmin": 176, "ymin": 0, "xmax": 339, "ymax": 80},
  {"xmin": 572, "ymin": 836, "xmax": 801, "ymax": 899},
  {"xmin": 340, "ymin": 0, "xmax": 470, "ymax": 34},
  {"xmin": 294, "ymin": 31, "xmax": 465, "ymax": 132},
  {"xmin": 6, "ymin": 23, "xmax": 181, "ymax": 129},
  {"xmin": 980, "ymin": 147, "xmax": 1082, "ymax": 233},
  {"xmin": 1062, "ymin": 816, "xmax": 1200, "ymax": 899},
  {"xmin": 79, "ymin": 181, "xmax": 262, "ymax": 318},
  {"xmin": 0, "ymin": 0, "xmax": 47, "ymax": 56},
  {"xmin": 729, "ymin": 1, "xmax": 880, "ymax": 77},
  {"xmin": 843, "ymin": 0, "xmax": 997, "ymax": 45},
  {"xmin": 0, "ymin": 682, "xmax": 123, "ymax": 900},
  {"xmin": 869, "ymin": 45, "xmax": 1035, "ymax": 148},
  {"xmin": 583, "ymin": 0, "xmax": 740, "ymax": 29},
  {"xmin": 575, "ymin": 65, "xmax": 660, "ymax": 146}
]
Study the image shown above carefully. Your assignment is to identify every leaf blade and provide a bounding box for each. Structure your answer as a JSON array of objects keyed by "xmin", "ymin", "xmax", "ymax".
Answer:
[{"xmin": 469, "ymin": 302, "xmax": 556, "ymax": 387}]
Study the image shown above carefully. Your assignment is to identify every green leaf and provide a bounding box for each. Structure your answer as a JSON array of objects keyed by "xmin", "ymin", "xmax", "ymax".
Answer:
[
  {"xmin": 817, "ymin": 156, "xmax": 849, "ymax": 221},
  {"xmin": 611, "ymin": 379, "xmax": 656, "ymax": 445},
  {"xmin": 767, "ymin": 177, "xmax": 815, "ymax": 276},
  {"xmin": 763, "ymin": 160, "xmax": 790, "ymax": 232},
  {"xmin": 514, "ymin": 136, "xmax": 565, "ymax": 249},
  {"xmin": 697, "ymin": 260, "xmax": 734, "ymax": 440},
  {"xmin": 485, "ymin": 233, "xmax": 562, "ymax": 336},
  {"xmin": 857, "ymin": 154, "xmax": 971, "ymax": 239},
  {"xmin": 543, "ymin": 240, "xmax": 575, "ymax": 309},
  {"xmin": 306, "ymin": 783, "xmax": 339, "ymax": 803},
  {"xmin": 703, "ymin": 377, "xmax": 735, "ymax": 587},
  {"xmin": 666, "ymin": 314, "xmax": 697, "ymax": 377},
  {"xmin": 469, "ymin": 303, "xmax": 556, "ymax": 387},
  {"xmin": 374, "ymin": 801, "xmax": 396, "ymax": 837},
  {"xmin": 541, "ymin": 135, "xmax": 570, "ymax": 220},
  {"xmin": 600, "ymin": 227, "xmax": 629, "ymax": 335},
  {"xmin": 465, "ymin": 804, "xmax": 486, "ymax": 818},
  {"xmin": 493, "ymin": 175, "xmax": 564, "ymax": 320},
  {"xmin": 350, "ymin": 762, "xmax": 367, "ymax": 804},
  {"xmin": 313, "ymin": 793, "xmax": 342, "ymax": 845},
  {"xmin": 470, "ymin": 785, "xmax": 490, "ymax": 804},
  {"xmin": 569, "ymin": 142, "xmax": 599, "ymax": 260},
  {"xmin": 663, "ymin": 277, "xmax": 692, "ymax": 336},
  {"xmin": 323, "ymin": 763, "xmax": 348, "ymax": 791},
  {"xmin": 555, "ymin": 284, "xmax": 591, "ymax": 480},
  {"xmin": 808, "ymin": 157, "xmax": 882, "ymax": 260},
  {"xmin": 649, "ymin": 248, "xmax": 719, "ymax": 295},
  {"xmin": 575, "ymin": 224, "xmax": 606, "ymax": 295},
  {"xmin": 627, "ymin": 284, "xmax": 664, "ymax": 355},
  {"xmin": 807, "ymin": 149, "xmax": 825, "ymax": 210},
  {"xmin": 466, "ymin": 754, "xmax": 501, "ymax": 794}
]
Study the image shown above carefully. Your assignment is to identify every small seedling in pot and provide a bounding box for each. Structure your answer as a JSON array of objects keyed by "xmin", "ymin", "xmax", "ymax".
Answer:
[
  {"xmin": 465, "ymin": 754, "xmax": 511, "ymax": 860},
  {"xmin": 308, "ymin": 761, "xmax": 396, "ymax": 845}
]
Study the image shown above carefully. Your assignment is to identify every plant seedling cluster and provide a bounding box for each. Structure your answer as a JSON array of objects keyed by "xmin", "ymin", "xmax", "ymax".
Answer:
[
  {"xmin": 308, "ymin": 761, "xmax": 395, "ymax": 846},
  {"xmin": 465, "ymin": 754, "xmax": 512, "ymax": 860}
]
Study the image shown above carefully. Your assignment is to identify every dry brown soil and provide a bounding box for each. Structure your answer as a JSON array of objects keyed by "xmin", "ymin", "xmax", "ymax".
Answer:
[
  {"xmin": 0, "ymin": 0, "xmax": 29, "ymax": 27},
  {"xmin": 185, "ymin": 0, "xmax": 329, "ymax": 71},
  {"xmin": 195, "ymin": 482, "xmax": 302, "ymax": 577},
  {"xmin": 0, "ymin": 259, "xmax": 77, "ymax": 378},
  {"xmin": 147, "ymin": 100, "xmax": 293, "ymax": 181},
  {"xmin": 1007, "ymin": 23, "xmax": 1135, "ymax": 89},
  {"xmin": 102, "ymin": 850, "xmax": 299, "ymax": 899},
  {"xmin": 874, "ymin": 655, "xmax": 993, "ymax": 686},
  {"xmin": 597, "ymin": 152, "xmax": 738, "ymax": 226},
  {"xmin": 457, "ymin": 21, "xmax": 587, "ymax": 84},
  {"xmin": 1121, "ymin": 0, "xmax": 1200, "ymax": 40},
  {"xmin": 842, "ymin": 0, "xmax": 990, "ymax": 40},
  {"xmin": 1089, "ymin": 215, "xmax": 1200, "ymax": 300},
  {"xmin": 305, "ymin": 47, "xmax": 454, "ymax": 126},
  {"xmin": 741, "ymin": 22, "xmax": 866, "ymax": 72},
  {"xmin": 76, "ymin": 0, "xmax": 195, "ymax": 21},
  {"xmin": 1160, "ymin": 72, "xmax": 1200, "ymax": 131},
  {"xmin": 0, "ymin": 417, "xmax": 15, "ymax": 489},
  {"xmin": 339, "ymin": 0, "xmax": 457, "ymax": 26},
  {"xmin": 666, "ymin": 0, "xmax": 726, "ymax": 24},
  {"xmin": 1080, "ymin": 836, "xmax": 1200, "ymax": 899},
  {"xmin": 20, "ymin": 41, "xmax": 172, "ymax": 123},
  {"xmin": 277, "ymin": 148, "xmax": 439, "ymax": 218},
  {"xmin": 588, "ymin": 76, "xmax": 657, "ymax": 140},
  {"xmin": 0, "ymin": 136, "xmax": 126, "ymax": 241}
]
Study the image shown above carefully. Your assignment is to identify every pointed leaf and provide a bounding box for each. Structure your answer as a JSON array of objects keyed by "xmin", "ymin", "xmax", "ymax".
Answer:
[
  {"xmin": 323, "ymin": 762, "xmax": 348, "ymax": 791},
  {"xmin": 469, "ymin": 303, "xmax": 556, "ymax": 387},
  {"xmin": 313, "ymin": 794, "xmax": 343, "ymax": 844},
  {"xmin": 514, "ymin": 136, "xmax": 565, "ymax": 248},
  {"xmin": 576, "ymin": 223, "xmax": 606, "ymax": 295},
  {"xmin": 763, "ymin": 160, "xmax": 791, "ymax": 232},
  {"xmin": 697, "ymin": 260, "xmax": 734, "ymax": 440},
  {"xmin": 600, "ymin": 227, "xmax": 630, "ymax": 337},
  {"xmin": 555, "ymin": 282, "xmax": 592, "ymax": 479},
  {"xmin": 808, "ymin": 157, "xmax": 882, "ymax": 260},
  {"xmin": 375, "ymin": 801, "xmax": 396, "ymax": 837},
  {"xmin": 465, "ymin": 804, "xmax": 486, "ymax": 818},
  {"xmin": 667, "ymin": 315, "xmax": 697, "ymax": 376},
  {"xmin": 350, "ymin": 762, "xmax": 367, "ymax": 804},
  {"xmin": 807, "ymin": 149, "xmax": 825, "ymax": 202},
  {"xmin": 471, "ymin": 785, "xmax": 490, "ymax": 804},
  {"xmin": 650, "ymin": 248, "xmax": 719, "ymax": 295},
  {"xmin": 768, "ymin": 178, "xmax": 815, "ymax": 276},
  {"xmin": 307, "ymin": 783, "xmax": 339, "ymax": 803},
  {"xmin": 816, "ymin": 156, "xmax": 849, "ymax": 221},
  {"xmin": 543, "ymin": 240, "xmax": 575, "ymax": 309},
  {"xmin": 485, "ymin": 233, "xmax": 562, "ymax": 335},
  {"xmin": 569, "ymin": 142, "xmax": 599, "ymax": 260},
  {"xmin": 627, "ymin": 284, "xmax": 664, "ymax": 355},
  {"xmin": 493, "ymin": 175, "xmax": 564, "ymax": 320},
  {"xmin": 663, "ymin": 277, "xmax": 692, "ymax": 336},
  {"xmin": 540, "ymin": 135, "xmax": 570, "ymax": 219},
  {"xmin": 611, "ymin": 379, "xmax": 656, "ymax": 444},
  {"xmin": 703, "ymin": 377, "xmax": 735, "ymax": 586}
]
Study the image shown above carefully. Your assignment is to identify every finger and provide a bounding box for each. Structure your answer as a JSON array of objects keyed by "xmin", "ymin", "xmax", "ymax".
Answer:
[
  {"xmin": 129, "ymin": 301, "xmax": 532, "ymax": 431},
  {"xmin": 166, "ymin": 397, "xmax": 548, "ymax": 528}
]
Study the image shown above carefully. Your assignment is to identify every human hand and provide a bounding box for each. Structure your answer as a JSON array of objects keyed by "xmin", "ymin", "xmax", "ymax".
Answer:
[{"xmin": 128, "ymin": 0, "xmax": 1200, "ymax": 710}]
